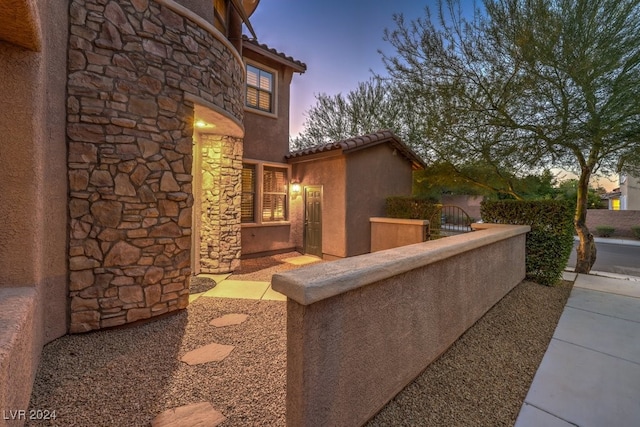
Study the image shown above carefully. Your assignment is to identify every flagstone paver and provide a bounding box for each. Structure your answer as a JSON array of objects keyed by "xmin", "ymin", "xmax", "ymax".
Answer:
[
  {"xmin": 282, "ymin": 255, "xmax": 322, "ymax": 266},
  {"xmin": 151, "ymin": 402, "xmax": 226, "ymax": 427},
  {"xmin": 210, "ymin": 313, "xmax": 248, "ymax": 327},
  {"xmin": 180, "ymin": 343, "xmax": 235, "ymax": 366}
]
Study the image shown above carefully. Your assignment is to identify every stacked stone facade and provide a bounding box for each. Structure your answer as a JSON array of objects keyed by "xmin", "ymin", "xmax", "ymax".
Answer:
[
  {"xmin": 67, "ymin": 0, "xmax": 244, "ymax": 333},
  {"xmin": 198, "ymin": 135, "xmax": 242, "ymax": 273}
]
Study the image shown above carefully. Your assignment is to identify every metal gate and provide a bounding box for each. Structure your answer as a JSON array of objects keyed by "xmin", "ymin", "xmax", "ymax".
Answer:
[{"xmin": 429, "ymin": 205, "xmax": 474, "ymax": 240}]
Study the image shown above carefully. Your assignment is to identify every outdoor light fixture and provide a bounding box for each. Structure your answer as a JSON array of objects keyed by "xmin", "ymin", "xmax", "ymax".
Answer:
[
  {"xmin": 291, "ymin": 181, "xmax": 301, "ymax": 194},
  {"xmin": 195, "ymin": 120, "xmax": 215, "ymax": 129}
]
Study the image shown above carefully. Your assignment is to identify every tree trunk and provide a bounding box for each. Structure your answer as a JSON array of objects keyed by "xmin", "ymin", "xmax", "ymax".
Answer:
[{"xmin": 574, "ymin": 168, "xmax": 597, "ymax": 273}]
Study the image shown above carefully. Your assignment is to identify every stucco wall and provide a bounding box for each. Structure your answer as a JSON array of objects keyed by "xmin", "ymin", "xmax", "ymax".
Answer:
[
  {"xmin": 272, "ymin": 224, "xmax": 529, "ymax": 427},
  {"xmin": 66, "ymin": 0, "xmax": 245, "ymax": 332},
  {"xmin": 346, "ymin": 143, "xmax": 414, "ymax": 256},
  {"xmin": 242, "ymin": 49, "xmax": 294, "ymax": 163},
  {"xmin": 0, "ymin": 0, "xmax": 69, "ymax": 421},
  {"xmin": 441, "ymin": 194, "xmax": 484, "ymax": 221},
  {"xmin": 291, "ymin": 155, "xmax": 348, "ymax": 258},
  {"xmin": 0, "ymin": 0, "xmax": 69, "ymax": 337}
]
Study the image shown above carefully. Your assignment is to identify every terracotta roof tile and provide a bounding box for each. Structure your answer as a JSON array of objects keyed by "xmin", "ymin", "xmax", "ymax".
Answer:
[
  {"xmin": 286, "ymin": 130, "xmax": 426, "ymax": 170},
  {"xmin": 242, "ymin": 35, "xmax": 307, "ymax": 72}
]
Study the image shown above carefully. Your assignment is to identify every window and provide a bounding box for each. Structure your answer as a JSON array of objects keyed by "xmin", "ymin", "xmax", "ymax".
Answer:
[
  {"xmin": 262, "ymin": 167, "xmax": 287, "ymax": 221},
  {"xmin": 246, "ymin": 64, "xmax": 274, "ymax": 113},
  {"xmin": 241, "ymin": 164, "xmax": 255, "ymax": 223},
  {"xmin": 241, "ymin": 162, "xmax": 289, "ymax": 224}
]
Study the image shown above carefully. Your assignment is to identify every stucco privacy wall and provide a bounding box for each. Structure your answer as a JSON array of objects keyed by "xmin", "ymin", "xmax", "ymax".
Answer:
[
  {"xmin": 0, "ymin": 0, "xmax": 69, "ymax": 421},
  {"xmin": 272, "ymin": 224, "xmax": 529, "ymax": 427},
  {"xmin": 196, "ymin": 134, "xmax": 242, "ymax": 273},
  {"xmin": 67, "ymin": 0, "xmax": 244, "ymax": 332}
]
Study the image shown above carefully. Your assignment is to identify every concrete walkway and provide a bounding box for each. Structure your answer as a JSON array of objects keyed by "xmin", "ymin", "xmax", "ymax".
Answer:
[{"xmin": 515, "ymin": 271, "xmax": 640, "ymax": 427}]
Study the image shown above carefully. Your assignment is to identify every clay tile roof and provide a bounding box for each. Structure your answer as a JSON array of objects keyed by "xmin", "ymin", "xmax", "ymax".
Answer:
[
  {"xmin": 242, "ymin": 35, "xmax": 307, "ymax": 73},
  {"xmin": 286, "ymin": 130, "xmax": 426, "ymax": 170}
]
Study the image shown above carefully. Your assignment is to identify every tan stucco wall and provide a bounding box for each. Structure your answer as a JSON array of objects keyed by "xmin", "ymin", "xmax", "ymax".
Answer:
[
  {"xmin": 0, "ymin": 0, "xmax": 69, "ymax": 420},
  {"xmin": 241, "ymin": 224, "xmax": 297, "ymax": 256},
  {"xmin": 0, "ymin": 0, "xmax": 69, "ymax": 338},
  {"xmin": 173, "ymin": 0, "xmax": 214, "ymax": 23},
  {"xmin": 242, "ymin": 50, "xmax": 294, "ymax": 163},
  {"xmin": 291, "ymin": 155, "xmax": 348, "ymax": 258},
  {"xmin": 345, "ymin": 144, "xmax": 414, "ymax": 256},
  {"xmin": 273, "ymin": 224, "xmax": 529, "ymax": 426},
  {"xmin": 370, "ymin": 217, "xmax": 429, "ymax": 252}
]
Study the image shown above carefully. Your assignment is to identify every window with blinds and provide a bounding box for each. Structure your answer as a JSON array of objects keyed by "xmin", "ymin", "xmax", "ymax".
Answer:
[
  {"xmin": 262, "ymin": 166, "xmax": 287, "ymax": 221},
  {"xmin": 241, "ymin": 164, "xmax": 255, "ymax": 223},
  {"xmin": 246, "ymin": 64, "xmax": 274, "ymax": 113}
]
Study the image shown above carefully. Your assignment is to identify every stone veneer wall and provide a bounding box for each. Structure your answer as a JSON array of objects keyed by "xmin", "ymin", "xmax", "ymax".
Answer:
[
  {"xmin": 67, "ymin": 0, "xmax": 244, "ymax": 333},
  {"xmin": 198, "ymin": 134, "xmax": 242, "ymax": 273}
]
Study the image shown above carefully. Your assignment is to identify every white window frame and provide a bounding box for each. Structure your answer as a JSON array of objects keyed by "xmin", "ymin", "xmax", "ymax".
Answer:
[
  {"xmin": 241, "ymin": 159, "xmax": 291, "ymax": 226},
  {"xmin": 244, "ymin": 59, "xmax": 278, "ymax": 118}
]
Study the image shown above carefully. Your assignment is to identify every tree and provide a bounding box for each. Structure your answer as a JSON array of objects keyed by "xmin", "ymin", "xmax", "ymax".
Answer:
[
  {"xmin": 554, "ymin": 179, "xmax": 607, "ymax": 209},
  {"xmin": 382, "ymin": 0, "xmax": 640, "ymax": 273},
  {"xmin": 290, "ymin": 78, "xmax": 413, "ymax": 150},
  {"xmin": 414, "ymin": 162, "xmax": 558, "ymax": 200}
]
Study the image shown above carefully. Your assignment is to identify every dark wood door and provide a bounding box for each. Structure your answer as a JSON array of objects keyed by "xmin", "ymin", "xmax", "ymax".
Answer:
[{"xmin": 304, "ymin": 186, "xmax": 322, "ymax": 258}]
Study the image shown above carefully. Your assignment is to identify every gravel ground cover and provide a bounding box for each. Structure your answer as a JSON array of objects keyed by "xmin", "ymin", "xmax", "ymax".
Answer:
[{"xmin": 27, "ymin": 253, "xmax": 571, "ymax": 426}]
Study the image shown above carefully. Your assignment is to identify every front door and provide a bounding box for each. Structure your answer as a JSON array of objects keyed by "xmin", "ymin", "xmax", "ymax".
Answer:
[{"xmin": 304, "ymin": 186, "xmax": 323, "ymax": 258}]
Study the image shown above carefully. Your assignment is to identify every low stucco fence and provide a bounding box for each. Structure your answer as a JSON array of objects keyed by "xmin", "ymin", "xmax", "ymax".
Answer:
[
  {"xmin": 272, "ymin": 223, "xmax": 530, "ymax": 427},
  {"xmin": 370, "ymin": 217, "xmax": 430, "ymax": 252}
]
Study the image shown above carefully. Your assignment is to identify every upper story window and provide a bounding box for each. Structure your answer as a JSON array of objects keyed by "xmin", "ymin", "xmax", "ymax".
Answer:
[{"xmin": 246, "ymin": 63, "xmax": 275, "ymax": 114}]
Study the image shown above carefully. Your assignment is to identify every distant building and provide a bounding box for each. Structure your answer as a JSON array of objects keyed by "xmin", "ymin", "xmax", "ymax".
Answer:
[{"xmin": 619, "ymin": 172, "xmax": 640, "ymax": 210}]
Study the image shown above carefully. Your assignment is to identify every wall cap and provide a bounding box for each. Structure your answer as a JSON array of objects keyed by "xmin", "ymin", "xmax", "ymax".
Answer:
[
  {"xmin": 370, "ymin": 217, "xmax": 429, "ymax": 225},
  {"xmin": 272, "ymin": 224, "xmax": 530, "ymax": 305}
]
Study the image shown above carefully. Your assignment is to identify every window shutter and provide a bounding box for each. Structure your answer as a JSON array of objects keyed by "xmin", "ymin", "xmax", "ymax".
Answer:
[{"xmin": 241, "ymin": 165, "xmax": 255, "ymax": 222}]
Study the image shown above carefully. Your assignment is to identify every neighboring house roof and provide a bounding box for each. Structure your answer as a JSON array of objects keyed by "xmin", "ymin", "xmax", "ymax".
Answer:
[
  {"xmin": 602, "ymin": 188, "xmax": 621, "ymax": 200},
  {"xmin": 286, "ymin": 130, "xmax": 426, "ymax": 170},
  {"xmin": 242, "ymin": 35, "xmax": 307, "ymax": 73}
]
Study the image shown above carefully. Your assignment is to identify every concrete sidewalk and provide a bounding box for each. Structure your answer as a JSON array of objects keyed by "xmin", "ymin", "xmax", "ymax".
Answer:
[{"xmin": 515, "ymin": 272, "xmax": 640, "ymax": 427}]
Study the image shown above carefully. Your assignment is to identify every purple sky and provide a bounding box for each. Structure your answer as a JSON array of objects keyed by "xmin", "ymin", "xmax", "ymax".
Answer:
[
  {"xmin": 247, "ymin": 1, "xmax": 447, "ymax": 136},
  {"xmin": 245, "ymin": 1, "xmax": 618, "ymax": 190}
]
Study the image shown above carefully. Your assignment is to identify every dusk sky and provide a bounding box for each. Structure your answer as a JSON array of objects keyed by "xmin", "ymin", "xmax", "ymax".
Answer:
[
  {"xmin": 246, "ymin": 2, "xmax": 618, "ymax": 189},
  {"xmin": 247, "ymin": 1, "xmax": 447, "ymax": 136}
]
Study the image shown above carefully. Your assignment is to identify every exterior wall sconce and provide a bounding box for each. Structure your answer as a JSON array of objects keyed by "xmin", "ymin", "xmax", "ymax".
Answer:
[{"xmin": 291, "ymin": 181, "xmax": 301, "ymax": 199}]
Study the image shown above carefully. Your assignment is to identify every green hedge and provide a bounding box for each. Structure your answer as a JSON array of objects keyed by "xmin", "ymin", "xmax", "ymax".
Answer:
[
  {"xmin": 481, "ymin": 200, "xmax": 574, "ymax": 286},
  {"xmin": 595, "ymin": 225, "xmax": 615, "ymax": 237},
  {"xmin": 385, "ymin": 197, "xmax": 442, "ymax": 231}
]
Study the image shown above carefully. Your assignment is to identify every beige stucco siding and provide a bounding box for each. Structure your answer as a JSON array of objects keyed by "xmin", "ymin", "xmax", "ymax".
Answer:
[
  {"xmin": 345, "ymin": 144, "xmax": 414, "ymax": 256},
  {"xmin": 0, "ymin": 0, "xmax": 69, "ymax": 341},
  {"xmin": 292, "ymin": 155, "xmax": 348, "ymax": 258}
]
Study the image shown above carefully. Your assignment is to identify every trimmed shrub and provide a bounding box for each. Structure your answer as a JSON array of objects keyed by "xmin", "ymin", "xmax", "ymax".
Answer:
[
  {"xmin": 386, "ymin": 197, "xmax": 443, "ymax": 237},
  {"xmin": 481, "ymin": 200, "xmax": 574, "ymax": 286},
  {"xmin": 595, "ymin": 225, "xmax": 615, "ymax": 237},
  {"xmin": 386, "ymin": 196, "xmax": 441, "ymax": 220},
  {"xmin": 632, "ymin": 226, "xmax": 640, "ymax": 239}
]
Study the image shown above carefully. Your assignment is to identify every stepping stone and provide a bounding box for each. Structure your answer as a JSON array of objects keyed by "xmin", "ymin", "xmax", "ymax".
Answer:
[
  {"xmin": 151, "ymin": 402, "xmax": 225, "ymax": 427},
  {"xmin": 210, "ymin": 313, "xmax": 248, "ymax": 327},
  {"xmin": 180, "ymin": 343, "xmax": 234, "ymax": 366}
]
